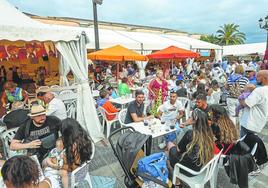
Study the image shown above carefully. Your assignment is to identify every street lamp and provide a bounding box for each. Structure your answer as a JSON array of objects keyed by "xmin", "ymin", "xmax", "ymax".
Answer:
[
  {"xmin": 259, "ymin": 15, "xmax": 268, "ymax": 60},
  {"xmin": 92, "ymin": 0, "xmax": 103, "ymax": 51}
]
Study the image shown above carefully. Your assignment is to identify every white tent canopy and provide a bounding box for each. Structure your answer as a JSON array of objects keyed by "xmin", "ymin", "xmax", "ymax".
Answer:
[
  {"xmin": 223, "ymin": 42, "xmax": 266, "ymax": 56},
  {"xmin": 0, "ymin": 0, "xmax": 104, "ymax": 143}
]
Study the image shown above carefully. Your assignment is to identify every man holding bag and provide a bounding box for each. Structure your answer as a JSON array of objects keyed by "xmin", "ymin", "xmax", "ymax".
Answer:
[{"xmin": 10, "ymin": 105, "xmax": 61, "ymax": 162}]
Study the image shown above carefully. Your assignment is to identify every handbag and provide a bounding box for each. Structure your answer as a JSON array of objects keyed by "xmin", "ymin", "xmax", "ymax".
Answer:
[{"xmin": 137, "ymin": 152, "xmax": 168, "ymax": 182}]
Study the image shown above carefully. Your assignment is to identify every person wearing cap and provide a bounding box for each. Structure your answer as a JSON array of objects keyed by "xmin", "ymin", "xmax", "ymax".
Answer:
[
  {"xmin": 245, "ymin": 65, "xmax": 257, "ymax": 86},
  {"xmin": 10, "ymin": 105, "xmax": 61, "ymax": 162}
]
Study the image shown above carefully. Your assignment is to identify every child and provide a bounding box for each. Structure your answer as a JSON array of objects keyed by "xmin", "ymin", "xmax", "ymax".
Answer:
[
  {"xmin": 235, "ymin": 84, "xmax": 256, "ymax": 116},
  {"xmin": 43, "ymin": 138, "xmax": 65, "ymax": 187}
]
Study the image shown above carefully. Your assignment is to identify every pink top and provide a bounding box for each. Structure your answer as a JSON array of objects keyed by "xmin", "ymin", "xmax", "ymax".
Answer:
[{"xmin": 149, "ymin": 78, "xmax": 168, "ymax": 102}]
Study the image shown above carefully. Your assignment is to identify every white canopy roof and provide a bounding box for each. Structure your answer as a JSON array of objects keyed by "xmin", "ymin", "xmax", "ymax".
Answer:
[
  {"xmin": 114, "ymin": 30, "xmax": 189, "ymax": 50},
  {"xmin": 162, "ymin": 34, "xmax": 222, "ymax": 50},
  {"xmin": 0, "ymin": 0, "xmax": 84, "ymax": 42},
  {"xmin": 223, "ymin": 42, "xmax": 266, "ymax": 56}
]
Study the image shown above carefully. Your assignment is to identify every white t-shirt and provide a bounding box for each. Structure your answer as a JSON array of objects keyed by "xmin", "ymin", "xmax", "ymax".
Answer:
[
  {"xmin": 159, "ymin": 100, "xmax": 184, "ymax": 120},
  {"xmin": 241, "ymin": 86, "xmax": 268, "ymax": 132},
  {"xmin": 168, "ymin": 80, "xmax": 177, "ymax": 90},
  {"xmin": 47, "ymin": 98, "xmax": 67, "ymax": 120}
]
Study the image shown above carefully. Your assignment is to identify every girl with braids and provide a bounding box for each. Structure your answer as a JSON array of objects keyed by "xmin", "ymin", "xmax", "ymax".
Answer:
[
  {"xmin": 59, "ymin": 118, "xmax": 93, "ymax": 188},
  {"xmin": 167, "ymin": 109, "xmax": 219, "ymax": 186},
  {"xmin": 209, "ymin": 104, "xmax": 239, "ymax": 154},
  {"xmin": 1, "ymin": 155, "xmax": 51, "ymax": 188}
]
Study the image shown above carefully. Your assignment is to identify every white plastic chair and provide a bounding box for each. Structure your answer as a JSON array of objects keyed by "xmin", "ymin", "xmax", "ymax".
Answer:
[
  {"xmin": 173, "ymin": 150, "xmax": 222, "ymax": 188},
  {"xmin": 37, "ymin": 86, "xmax": 50, "ymax": 90},
  {"xmin": 0, "ymin": 127, "xmax": 21, "ymax": 158},
  {"xmin": 98, "ymin": 107, "xmax": 120, "ymax": 138},
  {"xmin": 118, "ymin": 109, "xmax": 128, "ymax": 127},
  {"xmin": 66, "ymin": 100, "xmax": 77, "ymax": 119},
  {"xmin": 69, "ymin": 161, "xmax": 92, "ymax": 188}
]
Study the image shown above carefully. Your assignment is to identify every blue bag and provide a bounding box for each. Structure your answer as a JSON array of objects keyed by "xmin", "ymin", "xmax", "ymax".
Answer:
[{"xmin": 137, "ymin": 152, "xmax": 168, "ymax": 182}]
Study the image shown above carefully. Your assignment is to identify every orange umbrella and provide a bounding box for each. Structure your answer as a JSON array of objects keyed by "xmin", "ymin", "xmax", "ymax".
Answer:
[
  {"xmin": 147, "ymin": 46, "xmax": 200, "ymax": 59},
  {"xmin": 88, "ymin": 45, "xmax": 147, "ymax": 61},
  {"xmin": 88, "ymin": 45, "xmax": 147, "ymax": 80}
]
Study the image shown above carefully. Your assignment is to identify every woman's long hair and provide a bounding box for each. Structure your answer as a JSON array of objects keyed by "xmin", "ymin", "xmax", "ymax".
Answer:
[
  {"xmin": 1, "ymin": 155, "xmax": 39, "ymax": 188},
  {"xmin": 210, "ymin": 104, "xmax": 238, "ymax": 144},
  {"xmin": 182, "ymin": 109, "xmax": 214, "ymax": 166},
  {"xmin": 61, "ymin": 118, "xmax": 93, "ymax": 167}
]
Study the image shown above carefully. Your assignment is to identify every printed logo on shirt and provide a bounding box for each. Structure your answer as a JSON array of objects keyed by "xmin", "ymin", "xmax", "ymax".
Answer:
[{"xmin": 29, "ymin": 126, "xmax": 50, "ymax": 137}]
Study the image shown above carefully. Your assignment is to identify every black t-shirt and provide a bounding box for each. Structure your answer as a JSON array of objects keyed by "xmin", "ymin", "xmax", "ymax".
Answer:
[
  {"xmin": 176, "ymin": 88, "xmax": 187, "ymax": 98},
  {"xmin": 14, "ymin": 116, "xmax": 61, "ymax": 161},
  {"xmin": 124, "ymin": 101, "xmax": 144, "ymax": 124}
]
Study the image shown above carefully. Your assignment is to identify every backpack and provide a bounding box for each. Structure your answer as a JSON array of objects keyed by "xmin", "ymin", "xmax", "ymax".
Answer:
[{"xmin": 229, "ymin": 79, "xmax": 241, "ymax": 98}]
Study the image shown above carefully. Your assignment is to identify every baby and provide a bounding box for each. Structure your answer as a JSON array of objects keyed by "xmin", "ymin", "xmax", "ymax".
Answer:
[
  {"xmin": 43, "ymin": 138, "xmax": 65, "ymax": 187},
  {"xmin": 235, "ymin": 84, "xmax": 256, "ymax": 116}
]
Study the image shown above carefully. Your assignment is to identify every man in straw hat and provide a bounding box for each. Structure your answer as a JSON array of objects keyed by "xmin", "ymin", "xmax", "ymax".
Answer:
[{"xmin": 10, "ymin": 105, "xmax": 61, "ymax": 162}]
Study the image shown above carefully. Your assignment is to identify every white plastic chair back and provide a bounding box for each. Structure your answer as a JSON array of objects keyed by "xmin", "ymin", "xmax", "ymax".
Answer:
[
  {"xmin": 0, "ymin": 127, "xmax": 19, "ymax": 158},
  {"xmin": 59, "ymin": 89, "xmax": 75, "ymax": 95},
  {"xmin": 69, "ymin": 161, "xmax": 92, "ymax": 188},
  {"xmin": 50, "ymin": 85, "xmax": 60, "ymax": 89},
  {"xmin": 173, "ymin": 150, "xmax": 222, "ymax": 188},
  {"xmin": 66, "ymin": 100, "xmax": 77, "ymax": 119},
  {"xmin": 38, "ymin": 86, "xmax": 50, "ymax": 90},
  {"xmin": 118, "ymin": 109, "xmax": 127, "ymax": 126},
  {"xmin": 177, "ymin": 97, "xmax": 191, "ymax": 120}
]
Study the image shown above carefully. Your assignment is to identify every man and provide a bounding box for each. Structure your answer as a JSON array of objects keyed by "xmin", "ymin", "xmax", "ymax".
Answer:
[
  {"xmin": 42, "ymin": 92, "xmax": 67, "ymax": 120},
  {"xmin": 168, "ymin": 74, "xmax": 177, "ymax": 91},
  {"xmin": 175, "ymin": 80, "xmax": 187, "ymax": 98},
  {"xmin": 10, "ymin": 105, "xmax": 61, "ymax": 161},
  {"xmin": 106, "ymin": 65, "xmax": 112, "ymax": 78},
  {"xmin": 245, "ymin": 65, "xmax": 257, "ymax": 85},
  {"xmin": 180, "ymin": 93, "xmax": 211, "ymax": 127},
  {"xmin": 210, "ymin": 63, "xmax": 226, "ymax": 88},
  {"xmin": 97, "ymin": 90, "xmax": 120, "ymax": 120},
  {"xmin": 124, "ymin": 90, "xmax": 152, "ymax": 124},
  {"xmin": 158, "ymin": 91, "xmax": 184, "ymax": 121},
  {"xmin": 239, "ymin": 70, "xmax": 268, "ymax": 137}
]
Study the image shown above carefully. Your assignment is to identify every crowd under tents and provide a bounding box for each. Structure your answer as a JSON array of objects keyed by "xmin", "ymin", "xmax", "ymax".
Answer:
[{"xmin": 0, "ymin": 0, "xmax": 104, "ymax": 143}]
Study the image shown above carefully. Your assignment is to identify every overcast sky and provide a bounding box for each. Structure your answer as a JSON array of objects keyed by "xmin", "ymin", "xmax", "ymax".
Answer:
[{"xmin": 7, "ymin": 0, "xmax": 268, "ymax": 43}]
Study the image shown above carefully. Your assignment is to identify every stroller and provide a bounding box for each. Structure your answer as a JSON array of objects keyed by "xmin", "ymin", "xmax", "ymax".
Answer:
[{"xmin": 108, "ymin": 127, "xmax": 169, "ymax": 188}]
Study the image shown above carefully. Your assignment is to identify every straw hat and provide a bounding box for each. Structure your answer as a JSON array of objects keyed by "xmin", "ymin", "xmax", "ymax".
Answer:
[{"xmin": 28, "ymin": 105, "xmax": 46, "ymax": 117}]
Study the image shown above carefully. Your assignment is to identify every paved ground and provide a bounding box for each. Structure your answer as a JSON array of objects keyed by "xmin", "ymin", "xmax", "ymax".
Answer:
[{"xmin": 88, "ymin": 123, "xmax": 268, "ymax": 188}]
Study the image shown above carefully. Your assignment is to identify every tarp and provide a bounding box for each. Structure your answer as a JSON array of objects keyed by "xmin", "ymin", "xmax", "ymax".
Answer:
[
  {"xmin": 0, "ymin": 0, "xmax": 82, "ymax": 42},
  {"xmin": 223, "ymin": 42, "xmax": 266, "ymax": 56},
  {"xmin": 147, "ymin": 46, "xmax": 200, "ymax": 59},
  {"xmin": 88, "ymin": 45, "xmax": 147, "ymax": 61}
]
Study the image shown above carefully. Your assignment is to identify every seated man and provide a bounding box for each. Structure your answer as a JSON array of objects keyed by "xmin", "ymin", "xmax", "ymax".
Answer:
[
  {"xmin": 97, "ymin": 90, "xmax": 120, "ymax": 120},
  {"xmin": 42, "ymin": 92, "xmax": 67, "ymax": 120},
  {"xmin": 3, "ymin": 101, "xmax": 29, "ymax": 129},
  {"xmin": 10, "ymin": 105, "xmax": 61, "ymax": 162},
  {"xmin": 124, "ymin": 90, "xmax": 153, "ymax": 124}
]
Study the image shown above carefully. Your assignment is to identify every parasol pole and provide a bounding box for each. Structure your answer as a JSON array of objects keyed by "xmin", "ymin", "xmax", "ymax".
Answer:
[{"xmin": 116, "ymin": 61, "xmax": 119, "ymax": 81}]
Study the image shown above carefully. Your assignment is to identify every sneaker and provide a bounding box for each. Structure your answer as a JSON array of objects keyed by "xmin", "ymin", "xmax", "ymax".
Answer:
[
  {"xmin": 249, "ymin": 168, "xmax": 261, "ymax": 176},
  {"xmin": 158, "ymin": 142, "xmax": 166, "ymax": 150}
]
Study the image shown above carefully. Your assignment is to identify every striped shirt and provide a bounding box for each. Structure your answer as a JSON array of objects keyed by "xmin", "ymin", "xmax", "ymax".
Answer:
[{"xmin": 227, "ymin": 74, "xmax": 249, "ymax": 97}]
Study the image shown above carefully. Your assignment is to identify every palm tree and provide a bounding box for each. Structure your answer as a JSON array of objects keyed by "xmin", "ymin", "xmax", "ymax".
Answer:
[
  {"xmin": 216, "ymin": 23, "xmax": 246, "ymax": 45},
  {"xmin": 200, "ymin": 34, "xmax": 219, "ymax": 44}
]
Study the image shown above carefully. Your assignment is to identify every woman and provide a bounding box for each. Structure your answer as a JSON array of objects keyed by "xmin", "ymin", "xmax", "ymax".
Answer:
[
  {"xmin": 148, "ymin": 70, "xmax": 168, "ymax": 116},
  {"xmin": 210, "ymin": 104, "xmax": 238, "ymax": 154},
  {"xmin": 59, "ymin": 118, "xmax": 93, "ymax": 188},
  {"xmin": 1, "ymin": 81, "xmax": 28, "ymax": 109},
  {"xmin": 118, "ymin": 77, "xmax": 131, "ymax": 96},
  {"xmin": 1, "ymin": 155, "xmax": 51, "ymax": 188},
  {"xmin": 167, "ymin": 109, "xmax": 217, "ymax": 184},
  {"xmin": 192, "ymin": 83, "xmax": 207, "ymax": 100}
]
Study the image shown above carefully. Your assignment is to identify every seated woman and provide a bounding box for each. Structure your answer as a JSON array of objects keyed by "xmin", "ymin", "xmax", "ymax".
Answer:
[
  {"xmin": 209, "ymin": 104, "xmax": 238, "ymax": 154},
  {"xmin": 1, "ymin": 81, "xmax": 28, "ymax": 109},
  {"xmin": 167, "ymin": 109, "xmax": 218, "ymax": 185},
  {"xmin": 1, "ymin": 155, "xmax": 51, "ymax": 188},
  {"xmin": 59, "ymin": 118, "xmax": 93, "ymax": 188},
  {"xmin": 118, "ymin": 77, "xmax": 131, "ymax": 96}
]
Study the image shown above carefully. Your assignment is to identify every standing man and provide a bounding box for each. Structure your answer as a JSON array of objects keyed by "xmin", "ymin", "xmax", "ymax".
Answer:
[
  {"xmin": 239, "ymin": 70, "xmax": 268, "ymax": 137},
  {"xmin": 10, "ymin": 105, "xmax": 61, "ymax": 161}
]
